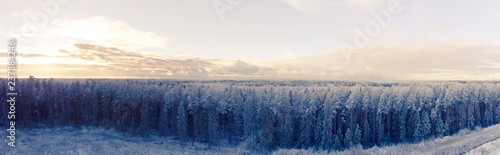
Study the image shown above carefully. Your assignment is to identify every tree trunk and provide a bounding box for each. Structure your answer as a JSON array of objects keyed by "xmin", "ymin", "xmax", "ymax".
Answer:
[
  {"xmin": 192, "ymin": 111, "xmax": 196, "ymax": 147},
  {"xmin": 373, "ymin": 111, "xmax": 376, "ymax": 144},
  {"xmin": 456, "ymin": 103, "xmax": 459, "ymax": 131},
  {"xmin": 350, "ymin": 108, "xmax": 353, "ymax": 133},
  {"xmin": 280, "ymin": 105, "xmax": 284, "ymax": 147},
  {"xmin": 398, "ymin": 110, "xmax": 401, "ymax": 141},
  {"xmin": 208, "ymin": 101, "xmax": 211, "ymax": 148},
  {"xmin": 314, "ymin": 107, "xmax": 317, "ymax": 145},
  {"xmin": 165, "ymin": 105, "xmax": 168, "ymax": 143},
  {"xmin": 388, "ymin": 111, "xmax": 391, "ymax": 141},
  {"xmin": 306, "ymin": 113, "xmax": 309, "ymax": 147}
]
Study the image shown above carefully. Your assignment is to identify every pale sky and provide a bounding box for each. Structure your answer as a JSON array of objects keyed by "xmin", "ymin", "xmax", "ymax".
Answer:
[{"xmin": 1, "ymin": 0, "xmax": 500, "ymax": 80}]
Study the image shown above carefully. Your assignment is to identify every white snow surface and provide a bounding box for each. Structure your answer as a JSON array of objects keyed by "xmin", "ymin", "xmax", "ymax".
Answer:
[
  {"xmin": 0, "ymin": 127, "xmax": 252, "ymax": 155},
  {"xmin": 2, "ymin": 124, "xmax": 500, "ymax": 155},
  {"xmin": 274, "ymin": 124, "xmax": 500, "ymax": 155},
  {"xmin": 466, "ymin": 138, "xmax": 500, "ymax": 155}
]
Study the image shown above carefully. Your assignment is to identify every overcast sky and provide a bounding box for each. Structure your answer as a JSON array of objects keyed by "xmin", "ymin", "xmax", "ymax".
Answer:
[{"xmin": 1, "ymin": 0, "xmax": 500, "ymax": 80}]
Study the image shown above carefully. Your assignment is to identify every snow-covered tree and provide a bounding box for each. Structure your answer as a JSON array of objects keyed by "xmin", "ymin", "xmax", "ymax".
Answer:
[
  {"xmin": 354, "ymin": 123, "xmax": 362, "ymax": 146},
  {"xmin": 6, "ymin": 79, "xmax": 500, "ymax": 151},
  {"xmin": 177, "ymin": 100, "xmax": 188, "ymax": 146},
  {"xmin": 422, "ymin": 110, "xmax": 431, "ymax": 138},
  {"xmin": 413, "ymin": 109, "xmax": 422, "ymax": 141}
]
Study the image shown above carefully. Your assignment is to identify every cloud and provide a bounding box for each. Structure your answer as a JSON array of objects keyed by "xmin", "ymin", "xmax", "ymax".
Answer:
[
  {"xmin": 256, "ymin": 39, "xmax": 500, "ymax": 80},
  {"xmin": 3, "ymin": 39, "xmax": 499, "ymax": 81},
  {"xmin": 65, "ymin": 43, "xmax": 213, "ymax": 77},
  {"xmin": 2, "ymin": 43, "xmax": 279, "ymax": 78},
  {"xmin": 53, "ymin": 44, "xmax": 284, "ymax": 78},
  {"xmin": 215, "ymin": 60, "xmax": 260, "ymax": 75},
  {"xmin": 9, "ymin": 44, "xmax": 265, "ymax": 78},
  {"xmin": 1, "ymin": 43, "xmax": 280, "ymax": 78},
  {"xmin": 51, "ymin": 16, "xmax": 169, "ymax": 49},
  {"xmin": 210, "ymin": 60, "xmax": 276, "ymax": 76}
]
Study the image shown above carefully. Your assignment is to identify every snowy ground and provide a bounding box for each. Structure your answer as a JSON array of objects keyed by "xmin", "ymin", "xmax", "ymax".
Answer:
[
  {"xmin": 466, "ymin": 138, "xmax": 500, "ymax": 155},
  {"xmin": 2, "ymin": 124, "xmax": 500, "ymax": 155},
  {"xmin": 274, "ymin": 124, "xmax": 500, "ymax": 155},
  {"xmin": 0, "ymin": 127, "xmax": 252, "ymax": 155}
]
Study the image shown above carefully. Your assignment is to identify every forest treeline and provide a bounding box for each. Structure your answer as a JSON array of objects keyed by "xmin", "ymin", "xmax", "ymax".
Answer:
[{"xmin": 1, "ymin": 77, "xmax": 500, "ymax": 151}]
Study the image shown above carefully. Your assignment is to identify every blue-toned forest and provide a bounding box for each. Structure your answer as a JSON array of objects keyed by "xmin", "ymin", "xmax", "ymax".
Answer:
[{"xmin": 1, "ymin": 77, "xmax": 500, "ymax": 152}]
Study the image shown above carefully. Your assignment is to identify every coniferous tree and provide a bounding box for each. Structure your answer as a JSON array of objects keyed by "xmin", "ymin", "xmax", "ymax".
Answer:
[
  {"xmin": 299, "ymin": 108, "xmax": 313, "ymax": 148},
  {"xmin": 243, "ymin": 89, "xmax": 257, "ymax": 149},
  {"xmin": 467, "ymin": 102, "xmax": 475, "ymax": 129},
  {"xmin": 321, "ymin": 92, "xmax": 335, "ymax": 150},
  {"xmin": 354, "ymin": 123, "xmax": 362, "ymax": 146},
  {"xmin": 5, "ymin": 79, "xmax": 500, "ymax": 151},
  {"xmin": 413, "ymin": 110, "xmax": 422, "ymax": 141},
  {"xmin": 432, "ymin": 108, "xmax": 445, "ymax": 137},
  {"xmin": 140, "ymin": 87, "xmax": 151, "ymax": 137},
  {"xmin": 345, "ymin": 127, "xmax": 352, "ymax": 148},
  {"xmin": 363, "ymin": 115, "xmax": 371, "ymax": 145},
  {"xmin": 177, "ymin": 100, "xmax": 188, "ymax": 146},
  {"xmin": 334, "ymin": 129, "xmax": 342, "ymax": 150},
  {"xmin": 496, "ymin": 103, "xmax": 500, "ymax": 123},
  {"xmin": 422, "ymin": 110, "xmax": 431, "ymax": 138}
]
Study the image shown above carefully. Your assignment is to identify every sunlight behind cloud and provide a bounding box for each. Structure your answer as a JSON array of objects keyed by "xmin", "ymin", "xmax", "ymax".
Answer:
[{"xmin": 51, "ymin": 16, "xmax": 169, "ymax": 49}]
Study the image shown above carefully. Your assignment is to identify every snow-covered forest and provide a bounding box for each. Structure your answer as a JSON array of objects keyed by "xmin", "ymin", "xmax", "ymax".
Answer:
[{"xmin": 1, "ymin": 77, "xmax": 500, "ymax": 152}]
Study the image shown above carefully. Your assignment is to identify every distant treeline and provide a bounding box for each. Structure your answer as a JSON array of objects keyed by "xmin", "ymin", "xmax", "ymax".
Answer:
[{"xmin": 1, "ymin": 78, "xmax": 500, "ymax": 151}]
